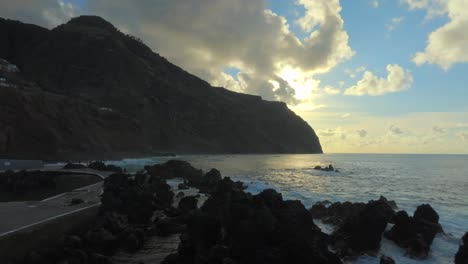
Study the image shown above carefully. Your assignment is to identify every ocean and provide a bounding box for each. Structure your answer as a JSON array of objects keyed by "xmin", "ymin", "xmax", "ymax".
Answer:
[{"xmin": 110, "ymin": 154, "xmax": 468, "ymax": 264}]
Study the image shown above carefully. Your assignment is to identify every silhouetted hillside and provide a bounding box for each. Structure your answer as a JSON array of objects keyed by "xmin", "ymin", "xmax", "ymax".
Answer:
[
  {"xmin": 0, "ymin": 84, "xmax": 147, "ymax": 160},
  {"xmin": 0, "ymin": 16, "xmax": 322, "ymax": 158}
]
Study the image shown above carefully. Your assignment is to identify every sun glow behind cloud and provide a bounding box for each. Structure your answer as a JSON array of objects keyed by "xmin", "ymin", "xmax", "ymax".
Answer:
[{"xmin": 277, "ymin": 66, "xmax": 318, "ymax": 100}]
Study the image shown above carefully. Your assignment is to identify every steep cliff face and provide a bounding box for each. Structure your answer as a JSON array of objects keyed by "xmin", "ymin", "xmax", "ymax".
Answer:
[
  {"xmin": 0, "ymin": 16, "xmax": 323, "ymax": 157},
  {"xmin": 0, "ymin": 85, "xmax": 147, "ymax": 160}
]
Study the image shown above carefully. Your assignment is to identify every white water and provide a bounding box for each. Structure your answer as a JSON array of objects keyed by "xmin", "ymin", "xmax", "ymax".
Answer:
[{"xmin": 109, "ymin": 154, "xmax": 468, "ymax": 264}]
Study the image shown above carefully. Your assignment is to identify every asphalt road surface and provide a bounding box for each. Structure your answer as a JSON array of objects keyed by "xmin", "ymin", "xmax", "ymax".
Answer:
[{"xmin": 0, "ymin": 169, "xmax": 112, "ymax": 237}]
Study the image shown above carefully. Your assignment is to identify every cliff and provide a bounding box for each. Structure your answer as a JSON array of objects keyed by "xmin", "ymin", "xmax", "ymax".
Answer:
[{"xmin": 0, "ymin": 16, "xmax": 322, "ymax": 159}]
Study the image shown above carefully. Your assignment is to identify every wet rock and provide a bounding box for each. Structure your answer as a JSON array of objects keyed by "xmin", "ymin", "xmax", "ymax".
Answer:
[
  {"xmin": 106, "ymin": 164, "xmax": 123, "ymax": 173},
  {"xmin": 89, "ymin": 161, "xmax": 107, "ymax": 171},
  {"xmin": 178, "ymin": 196, "xmax": 198, "ymax": 214},
  {"xmin": 122, "ymin": 231, "xmax": 142, "ymax": 252},
  {"xmin": 207, "ymin": 244, "xmax": 231, "ymax": 262},
  {"xmin": 414, "ymin": 204, "xmax": 439, "ymax": 225},
  {"xmin": 148, "ymin": 175, "xmax": 174, "ymax": 209},
  {"xmin": 313, "ymin": 164, "xmax": 335, "ymax": 172},
  {"xmin": 63, "ymin": 235, "xmax": 82, "ymax": 248},
  {"xmin": 176, "ymin": 191, "xmax": 185, "ymax": 198},
  {"xmin": 67, "ymin": 249, "xmax": 88, "ymax": 263},
  {"xmin": 332, "ymin": 198, "xmax": 395, "ymax": 256},
  {"xmin": 164, "ymin": 206, "xmax": 182, "ymax": 218},
  {"xmin": 222, "ymin": 257, "xmax": 237, "ymax": 264},
  {"xmin": 156, "ymin": 217, "xmax": 187, "ymax": 236},
  {"xmin": 63, "ymin": 163, "xmax": 86, "ymax": 169},
  {"xmin": 101, "ymin": 172, "xmax": 173, "ymax": 223},
  {"xmin": 309, "ymin": 202, "xmax": 328, "ymax": 219},
  {"xmin": 323, "ymin": 201, "xmax": 366, "ymax": 225},
  {"xmin": 88, "ymin": 161, "xmax": 122, "ymax": 172},
  {"xmin": 379, "ymin": 196, "xmax": 398, "ymax": 210},
  {"xmin": 380, "ymin": 255, "xmax": 396, "ymax": 264},
  {"xmin": 199, "ymin": 168, "xmax": 222, "ymax": 193},
  {"xmin": 26, "ymin": 251, "xmax": 49, "ymax": 264},
  {"xmin": 144, "ymin": 160, "xmax": 203, "ymax": 186},
  {"xmin": 455, "ymin": 233, "xmax": 468, "ymax": 264},
  {"xmin": 161, "ymin": 253, "xmax": 180, "ymax": 264},
  {"xmin": 165, "ymin": 177, "xmax": 342, "ymax": 264},
  {"xmin": 90, "ymin": 253, "xmax": 113, "ymax": 264},
  {"xmin": 384, "ymin": 204, "xmax": 442, "ymax": 259},
  {"xmin": 84, "ymin": 228, "xmax": 118, "ymax": 255},
  {"xmin": 95, "ymin": 212, "xmax": 129, "ymax": 234},
  {"xmin": 14, "ymin": 164, "xmax": 180, "ymax": 262},
  {"xmin": 178, "ymin": 183, "xmax": 189, "ymax": 190},
  {"xmin": 255, "ymin": 188, "xmax": 284, "ymax": 208}
]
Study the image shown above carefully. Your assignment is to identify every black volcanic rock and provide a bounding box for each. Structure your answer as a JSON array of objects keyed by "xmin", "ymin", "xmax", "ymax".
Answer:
[
  {"xmin": 199, "ymin": 168, "xmax": 223, "ymax": 193},
  {"xmin": 166, "ymin": 178, "xmax": 342, "ymax": 264},
  {"xmin": 384, "ymin": 204, "xmax": 443, "ymax": 259},
  {"xmin": 145, "ymin": 160, "xmax": 203, "ymax": 186},
  {"xmin": 331, "ymin": 198, "xmax": 395, "ymax": 256},
  {"xmin": 0, "ymin": 16, "xmax": 323, "ymax": 158},
  {"xmin": 455, "ymin": 233, "xmax": 468, "ymax": 264},
  {"xmin": 380, "ymin": 255, "xmax": 396, "ymax": 264}
]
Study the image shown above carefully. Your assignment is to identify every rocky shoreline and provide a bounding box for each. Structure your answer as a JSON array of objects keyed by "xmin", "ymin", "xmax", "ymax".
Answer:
[{"xmin": 10, "ymin": 160, "xmax": 467, "ymax": 264}]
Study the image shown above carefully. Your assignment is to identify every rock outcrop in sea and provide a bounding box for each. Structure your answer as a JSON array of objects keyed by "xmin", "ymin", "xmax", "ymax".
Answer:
[{"xmin": 384, "ymin": 204, "xmax": 443, "ymax": 258}]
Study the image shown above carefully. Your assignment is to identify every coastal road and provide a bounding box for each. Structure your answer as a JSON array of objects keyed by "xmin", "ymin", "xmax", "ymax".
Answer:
[{"xmin": 0, "ymin": 169, "xmax": 113, "ymax": 237}]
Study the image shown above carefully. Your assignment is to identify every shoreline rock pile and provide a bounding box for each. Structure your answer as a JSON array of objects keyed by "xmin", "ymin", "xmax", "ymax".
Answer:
[
  {"xmin": 163, "ymin": 178, "xmax": 342, "ymax": 264},
  {"xmin": 10, "ymin": 160, "xmax": 464, "ymax": 264},
  {"xmin": 22, "ymin": 169, "xmax": 174, "ymax": 263},
  {"xmin": 87, "ymin": 161, "xmax": 123, "ymax": 173},
  {"xmin": 384, "ymin": 204, "xmax": 443, "ymax": 259}
]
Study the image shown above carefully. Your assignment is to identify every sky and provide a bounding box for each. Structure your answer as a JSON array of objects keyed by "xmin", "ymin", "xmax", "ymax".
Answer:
[{"xmin": 1, "ymin": 0, "xmax": 467, "ymax": 154}]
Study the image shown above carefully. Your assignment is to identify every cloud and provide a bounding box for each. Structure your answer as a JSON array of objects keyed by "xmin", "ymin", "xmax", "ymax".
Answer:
[
  {"xmin": 0, "ymin": 0, "xmax": 355, "ymax": 105},
  {"xmin": 341, "ymin": 113, "xmax": 351, "ymax": 118},
  {"xmin": 432, "ymin": 126, "xmax": 446, "ymax": 134},
  {"xmin": 407, "ymin": 0, "xmax": 468, "ymax": 70},
  {"xmin": 389, "ymin": 124, "xmax": 404, "ymax": 135},
  {"xmin": 460, "ymin": 132, "xmax": 468, "ymax": 141},
  {"xmin": 344, "ymin": 64, "xmax": 413, "ymax": 96},
  {"xmin": 371, "ymin": 0, "xmax": 380, "ymax": 8},
  {"xmin": 318, "ymin": 129, "xmax": 336, "ymax": 137},
  {"xmin": 0, "ymin": 0, "xmax": 79, "ymax": 27},
  {"xmin": 297, "ymin": 111, "xmax": 468, "ymax": 153},
  {"xmin": 85, "ymin": 0, "xmax": 354, "ymax": 104},
  {"xmin": 345, "ymin": 66, "xmax": 366, "ymax": 78},
  {"xmin": 291, "ymin": 102, "xmax": 327, "ymax": 112},
  {"xmin": 324, "ymin": 86, "xmax": 341, "ymax": 95},
  {"xmin": 387, "ymin": 16, "xmax": 405, "ymax": 32},
  {"xmin": 317, "ymin": 127, "xmax": 348, "ymax": 142},
  {"xmin": 356, "ymin": 129, "xmax": 368, "ymax": 137},
  {"xmin": 400, "ymin": 0, "xmax": 448, "ymax": 19}
]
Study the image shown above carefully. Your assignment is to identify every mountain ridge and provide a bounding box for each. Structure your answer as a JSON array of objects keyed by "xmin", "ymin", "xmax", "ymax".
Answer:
[{"xmin": 0, "ymin": 16, "xmax": 323, "ymax": 159}]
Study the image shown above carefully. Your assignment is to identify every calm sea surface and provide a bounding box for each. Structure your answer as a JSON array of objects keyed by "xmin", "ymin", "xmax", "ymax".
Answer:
[{"xmin": 110, "ymin": 154, "xmax": 468, "ymax": 264}]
